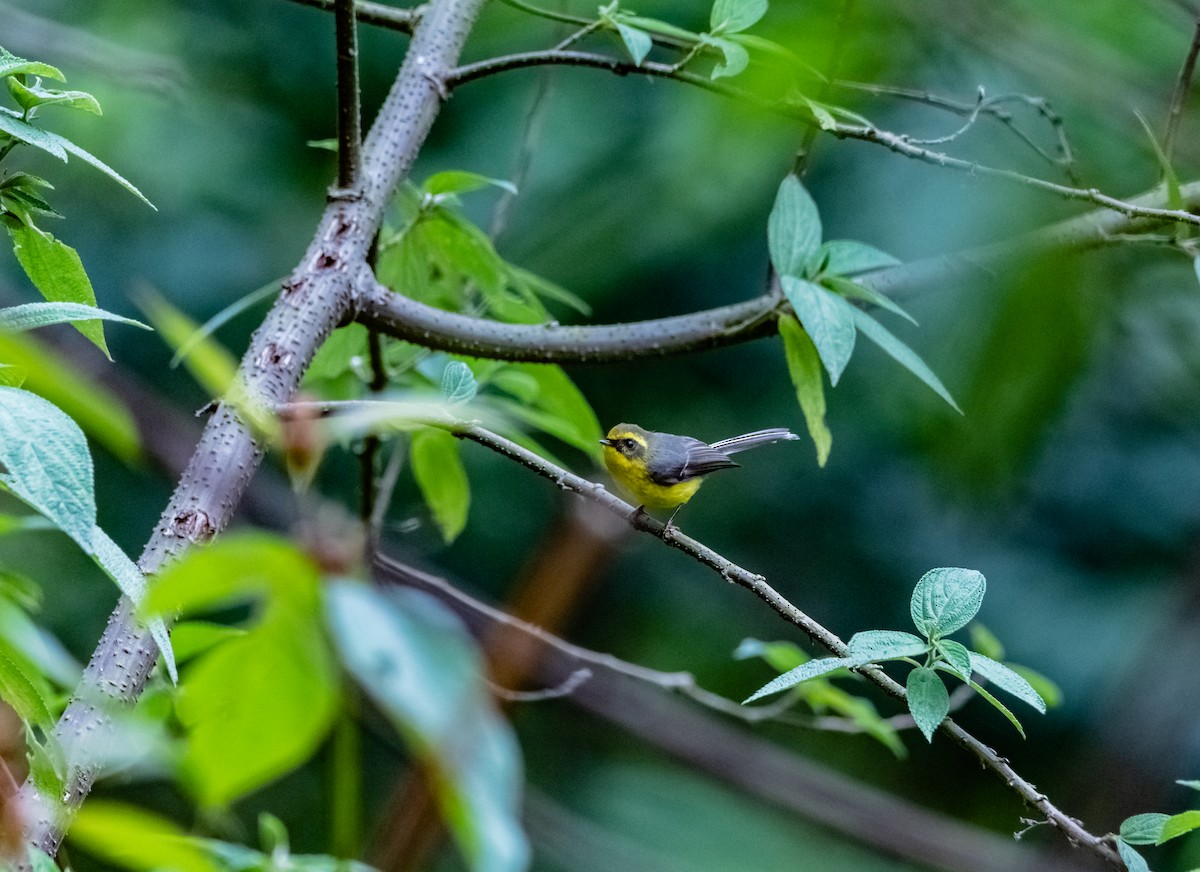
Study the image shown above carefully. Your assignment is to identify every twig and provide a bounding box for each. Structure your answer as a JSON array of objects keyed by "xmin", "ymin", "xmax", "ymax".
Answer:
[
  {"xmin": 353, "ymin": 180, "xmax": 1200, "ymax": 363},
  {"xmin": 445, "ymin": 49, "xmax": 1200, "ymax": 227},
  {"xmin": 446, "ymin": 423, "xmax": 1123, "ymax": 868},
  {"xmin": 283, "ymin": 0, "xmax": 421, "ymax": 33},
  {"xmin": 488, "ymin": 668, "xmax": 592, "ymax": 702},
  {"xmin": 334, "ymin": 0, "xmax": 363, "ymax": 189},
  {"xmin": 1164, "ymin": 10, "xmax": 1200, "ymax": 163}
]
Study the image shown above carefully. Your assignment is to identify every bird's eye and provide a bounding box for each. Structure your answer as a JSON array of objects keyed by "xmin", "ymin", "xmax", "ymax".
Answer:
[{"xmin": 622, "ymin": 439, "xmax": 637, "ymax": 452}]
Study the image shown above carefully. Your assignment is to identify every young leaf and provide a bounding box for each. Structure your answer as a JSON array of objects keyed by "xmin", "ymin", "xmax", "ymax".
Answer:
[
  {"xmin": 968, "ymin": 652, "xmax": 1047, "ymax": 713},
  {"xmin": 616, "ymin": 23, "xmax": 653, "ymax": 65},
  {"xmin": 845, "ymin": 629, "xmax": 927, "ymax": 665},
  {"xmin": 709, "ymin": 0, "xmax": 768, "ymax": 33},
  {"xmin": 440, "ymin": 360, "xmax": 477, "ymax": 405},
  {"xmin": 708, "ymin": 37, "xmax": 750, "ymax": 79},
  {"xmin": 906, "ymin": 666, "xmax": 948, "ymax": 742},
  {"xmin": 1116, "ymin": 840, "xmax": 1150, "ymax": 872},
  {"xmin": 743, "ymin": 657, "xmax": 854, "ymax": 703},
  {"xmin": 768, "ymin": 175, "xmax": 822, "ymax": 277},
  {"xmin": 1120, "ymin": 813, "xmax": 1170, "ymax": 846},
  {"xmin": 818, "ymin": 240, "xmax": 902, "ymax": 276},
  {"xmin": 778, "ymin": 315, "xmax": 831, "ymax": 465},
  {"xmin": 0, "ymin": 301, "xmax": 149, "ymax": 336},
  {"xmin": 1159, "ymin": 810, "xmax": 1200, "ymax": 844},
  {"xmin": 910, "ymin": 567, "xmax": 986, "ymax": 639},
  {"xmin": 936, "ymin": 639, "xmax": 972, "ymax": 679},
  {"xmin": 781, "ymin": 277, "xmax": 856, "ymax": 385},
  {"xmin": 0, "ymin": 49, "xmax": 65, "ymax": 81},
  {"xmin": 423, "ymin": 171, "xmax": 517, "ymax": 197},
  {"xmin": 411, "ymin": 427, "xmax": 470, "ymax": 543},
  {"xmin": 850, "ymin": 307, "xmax": 961, "ymax": 412},
  {"xmin": 7, "ymin": 222, "xmax": 110, "ymax": 357},
  {"xmin": 0, "ymin": 386, "xmax": 96, "ymax": 548}
]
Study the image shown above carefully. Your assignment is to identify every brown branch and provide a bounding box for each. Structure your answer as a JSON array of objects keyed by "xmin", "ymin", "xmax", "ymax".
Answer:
[
  {"xmin": 1165, "ymin": 11, "xmax": 1200, "ymax": 162},
  {"xmin": 444, "ymin": 423, "xmax": 1124, "ymax": 868},
  {"xmin": 284, "ymin": 0, "xmax": 421, "ymax": 33},
  {"xmin": 17, "ymin": 0, "xmax": 489, "ymax": 854}
]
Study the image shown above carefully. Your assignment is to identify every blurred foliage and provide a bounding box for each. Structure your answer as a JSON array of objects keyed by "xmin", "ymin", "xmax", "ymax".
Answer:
[{"xmin": 1, "ymin": 0, "xmax": 1200, "ymax": 870}]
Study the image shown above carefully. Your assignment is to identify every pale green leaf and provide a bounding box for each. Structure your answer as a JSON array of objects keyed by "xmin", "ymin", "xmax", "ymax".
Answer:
[
  {"xmin": 743, "ymin": 657, "xmax": 853, "ymax": 703},
  {"xmin": 0, "ymin": 48, "xmax": 64, "ymax": 81},
  {"xmin": 441, "ymin": 360, "xmax": 477, "ymax": 405},
  {"xmin": 910, "ymin": 567, "xmax": 986, "ymax": 638},
  {"xmin": 733, "ymin": 638, "xmax": 808, "ymax": 672},
  {"xmin": 780, "ymin": 276, "xmax": 856, "ymax": 385},
  {"xmin": 708, "ymin": 37, "xmax": 750, "ymax": 79},
  {"xmin": 968, "ymin": 652, "xmax": 1047, "ymax": 713},
  {"xmin": 906, "ymin": 666, "xmax": 948, "ymax": 742},
  {"xmin": 710, "ymin": 0, "xmax": 768, "ymax": 33},
  {"xmin": 1120, "ymin": 813, "xmax": 1170, "ymax": 846},
  {"xmin": 616, "ymin": 23, "xmax": 653, "ymax": 65},
  {"xmin": 824, "ymin": 275, "xmax": 917, "ymax": 325},
  {"xmin": 846, "ymin": 629, "xmax": 927, "ymax": 665},
  {"xmin": 0, "ymin": 363, "xmax": 25, "ymax": 387},
  {"xmin": 0, "ymin": 646, "xmax": 55, "ymax": 727},
  {"xmin": 936, "ymin": 639, "xmax": 972, "ymax": 679},
  {"xmin": 818, "ymin": 240, "xmax": 902, "ymax": 276},
  {"xmin": 411, "ymin": 427, "xmax": 470, "ymax": 543},
  {"xmin": 69, "ymin": 801, "xmax": 221, "ymax": 872},
  {"xmin": 0, "ymin": 301, "xmax": 149, "ymax": 336},
  {"xmin": 849, "ymin": 308, "xmax": 961, "ymax": 412},
  {"xmin": 0, "ymin": 108, "xmax": 67, "ymax": 159},
  {"xmin": 778, "ymin": 315, "xmax": 830, "ymax": 465},
  {"xmin": 768, "ymin": 174, "xmax": 822, "ymax": 277},
  {"xmin": 423, "ymin": 171, "xmax": 517, "ymax": 197},
  {"xmin": 1116, "ymin": 840, "xmax": 1150, "ymax": 872},
  {"xmin": 171, "ymin": 279, "xmax": 279, "ymax": 368},
  {"xmin": 1159, "ymin": 810, "xmax": 1200, "ymax": 844}
]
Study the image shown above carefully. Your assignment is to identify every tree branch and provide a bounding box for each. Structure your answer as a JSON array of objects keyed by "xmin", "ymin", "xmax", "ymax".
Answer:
[
  {"xmin": 445, "ymin": 423, "xmax": 1124, "ymax": 868},
  {"xmin": 17, "ymin": 0, "xmax": 488, "ymax": 854},
  {"xmin": 353, "ymin": 181, "xmax": 1200, "ymax": 364},
  {"xmin": 1164, "ymin": 10, "xmax": 1200, "ymax": 162},
  {"xmin": 334, "ymin": 0, "xmax": 363, "ymax": 189},
  {"xmin": 283, "ymin": 0, "xmax": 421, "ymax": 33}
]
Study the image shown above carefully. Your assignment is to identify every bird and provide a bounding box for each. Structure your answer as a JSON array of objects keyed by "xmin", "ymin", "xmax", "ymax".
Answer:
[{"xmin": 600, "ymin": 423, "xmax": 799, "ymax": 527}]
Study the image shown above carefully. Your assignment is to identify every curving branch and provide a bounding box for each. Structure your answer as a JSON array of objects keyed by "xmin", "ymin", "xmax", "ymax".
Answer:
[
  {"xmin": 353, "ymin": 181, "xmax": 1200, "ymax": 364},
  {"xmin": 284, "ymin": 0, "xmax": 421, "ymax": 33},
  {"xmin": 446, "ymin": 423, "xmax": 1124, "ymax": 868},
  {"xmin": 17, "ymin": 0, "xmax": 487, "ymax": 854}
]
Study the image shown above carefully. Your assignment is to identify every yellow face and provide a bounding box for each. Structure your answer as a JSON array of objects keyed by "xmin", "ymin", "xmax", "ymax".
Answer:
[{"xmin": 602, "ymin": 425, "xmax": 703, "ymax": 510}]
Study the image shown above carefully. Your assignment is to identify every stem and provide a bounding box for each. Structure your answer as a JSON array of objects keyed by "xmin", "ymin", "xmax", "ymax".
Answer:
[
  {"xmin": 335, "ymin": 0, "xmax": 363, "ymax": 189},
  {"xmin": 330, "ymin": 697, "xmax": 363, "ymax": 859},
  {"xmin": 284, "ymin": 0, "xmax": 421, "ymax": 33},
  {"xmin": 1164, "ymin": 11, "xmax": 1200, "ymax": 163}
]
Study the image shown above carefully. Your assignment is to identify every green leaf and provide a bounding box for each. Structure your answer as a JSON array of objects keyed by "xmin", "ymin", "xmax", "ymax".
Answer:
[
  {"xmin": 824, "ymin": 276, "xmax": 916, "ymax": 325},
  {"xmin": 743, "ymin": 657, "xmax": 854, "ymax": 703},
  {"xmin": 1159, "ymin": 810, "xmax": 1200, "ymax": 844},
  {"xmin": 733, "ymin": 637, "xmax": 807, "ymax": 672},
  {"xmin": 849, "ymin": 307, "xmax": 960, "ymax": 411},
  {"xmin": 163, "ymin": 621, "xmax": 245, "ymax": 665},
  {"xmin": 68, "ymin": 801, "xmax": 221, "ymax": 872},
  {"xmin": 0, "ymin": 386, "xmax": 96, "ymax": 548},
  {"xmin": 7, "ymin": 221, "xmax": 110, "ymax": 357},
  {"xmin": 768, "ymin": 174, "xmax": 822, "ymax": 277},
  {"xmin": 709, "ymin": 0, "xmax": 768, "ymax": 33},
  {"xmin": 936, "ymin": 638, "xmax": 972, "ymax": 679},
  {"xmin": 6, "ymin": 78, "xmax": 101, "ymax": 115},
  {"xmin": 906, "ymin": 666, "xmax": 948, "ymax": 742},
  {"xmin": 818, "ymin": 240, "xmax": 902, "ymax": 277},
  {"xmin": 616, "ymin": 23, "xmax": 653, "ymax": 65},
  {"xmin": 0, "ymin": 332, "xmax": 141, "ymax": 464},
  {"xmin": 778, "ymin": 316, "xmax": 830, "ymax": 465},
  {"xmin": 0, "ymin": 49, "xmax": 63, "ymax": 81},
  {"xmin": 803, "ymin": 98, "xmax": 838, "ymax": 131},
  {"xmin": 1121, "ymin": 813, "xmax": 1170, "ymax": 846},
  {"xmin": 423, "ymin": 171, "xmax": 517, "ymax": 197},
  {"xmin": 968, "ymin": 652, "xmax": 1047, "ymax": 713},
  {"xmin": 0, "ymin": 597, "xmax": 80, "ymax": 688},
  {"xmin": 89, "ymin": 526, "xmax": 176, "ymax": 684},
  {"xmin": 780, "ymin": 277, "xmax": 856, "ymax": 385},
  {"xmin": 620, "ymin": 15, "xmax": 704, "ymax": 43},
  {"xmin": 0, "ymin": 363, "xmax": 25, "ymax": 387},
  {"xmin": 505, "ymin": 362, "xmax": 602, "ymax": 458},
  {"xmin": 845, "ymin": 629, "xmax": 927, "ymax": 665},
  {"xmin": 327, "ymin": 582, "xmax": 530, "ymax": 872},
  {"xmin": 1116, "ymin": 840, "xmax": 1150, "ymax": 872},
  {"xmin": 0, "ymin": 108, "xmax": 68, "ymax": 160},
  {"xmin": 441, "ymin": 360, "xmax": 477, "ymax": 405},
  {"xmin": 968, "ymin": 623, "xmax": 1005, "ymax": 660},
  {"xmin": 708, "ymin": 37, "xmax": 750, "ymax": 79},
  {"xmin": 1178, "ymin": 780, "xmax": 1200, "ymax": 791},
  {"xmin": 0, "ymin": 646, "xmax": 55, "ymax": 727},
  {"xmin": 0, "ymin": 301, "xmax": 149, "ymax": 336},
  {"xmin": 411, "ymin": 427, "xmax": 470, "ymax": 544},
  {"xmin": 506, "ymin": 265, "xmax": 591, "ymax": 317},
  {"xmin": 1008, "ymin": 663, "xmax": 1062, "ymax": 708},
  {"xmin": 910, "ymin": 567, "xmax": 986, "ymax": 639},
  {"xmin": 966, "ymin": 678, "xmax": 1025, "ymax": 737}
]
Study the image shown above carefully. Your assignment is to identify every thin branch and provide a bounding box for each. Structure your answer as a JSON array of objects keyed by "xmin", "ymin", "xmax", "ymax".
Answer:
[
  {"xmin": 334, "ymin": 0, "xmax": 363, "ymax": 189},
  {"xmin": 18, "ymin": 0, "xmax": 489, "ymax": 854},
  {"xmin": 497, "ymin": 0, "xmax": 590, "ymax": 28},
  {"xmin": 354, "ymin": 180, "xmax": 1200, "ymax": 364},
  {"xmin": 284, "ymin": 0, "xmax": 421, "ymax": 33},
  {"xmin": 445, "ymin": 49, "xmax": 1200, "ymax": 227},
  {"xmin": 1164, "ymin": 10, "xmax": 1200, "ymax": 163},
  {"xmin": 434, "ymin": 424, "xmax": 1124, "ymax": 868}
]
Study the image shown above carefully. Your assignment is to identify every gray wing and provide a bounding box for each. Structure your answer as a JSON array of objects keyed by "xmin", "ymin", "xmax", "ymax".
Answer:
[{"xmin": 648, "ymin": 436, "xmax": 739, "ymax": 485}]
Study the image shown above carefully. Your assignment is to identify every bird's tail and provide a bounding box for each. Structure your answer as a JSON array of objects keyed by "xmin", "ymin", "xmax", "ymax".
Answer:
[{"xmin": 710, "ymin": 428, "xmax": 800, "ymax": 455}]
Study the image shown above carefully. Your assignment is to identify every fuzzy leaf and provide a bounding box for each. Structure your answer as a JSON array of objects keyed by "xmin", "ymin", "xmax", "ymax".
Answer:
[
  {"xmin": 910, "ymin": 567, "xmax": 986, "ymax": 639},
  {"xmin": 906, "ymin": 666, "xmax": 948, "ymax": 742},
  {"xmin": 743, "ymin": 657, "xmax": 853, "ymax": 703}
]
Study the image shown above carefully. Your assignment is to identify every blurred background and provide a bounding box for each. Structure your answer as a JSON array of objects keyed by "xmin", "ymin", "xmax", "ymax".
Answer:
[{"xmin": 2, "ymin": 0, "xmax": 1200, "ymax": 869}]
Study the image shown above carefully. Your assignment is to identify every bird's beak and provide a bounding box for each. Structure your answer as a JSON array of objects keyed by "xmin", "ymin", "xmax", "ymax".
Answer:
[{"xmin": 598, "ymin": 438, "xmax": 613, "ymax": 446}]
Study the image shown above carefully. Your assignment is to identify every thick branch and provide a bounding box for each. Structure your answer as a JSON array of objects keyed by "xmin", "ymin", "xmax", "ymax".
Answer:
[
  {"xmin": 448, "ymin": 423, "xmax": 1124, "ymax": 868},
  {"xmin": 18, "ymin": 0, "xmax": 488, "ymax": 853},
  {"xmin": 353, "ymin": 181, "xmax": 1200, "ymax": 364}
]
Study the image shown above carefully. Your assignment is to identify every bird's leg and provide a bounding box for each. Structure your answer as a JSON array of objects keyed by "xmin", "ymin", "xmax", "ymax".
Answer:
[{"xmin": 663, "ymin": 505, "xmax": 684, "ymax": 536}]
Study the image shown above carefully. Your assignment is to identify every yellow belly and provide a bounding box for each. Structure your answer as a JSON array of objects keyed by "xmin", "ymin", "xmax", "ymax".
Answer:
[{"xmin": 603, "ymin": 447, "xmax": 703, "ymax": 510}]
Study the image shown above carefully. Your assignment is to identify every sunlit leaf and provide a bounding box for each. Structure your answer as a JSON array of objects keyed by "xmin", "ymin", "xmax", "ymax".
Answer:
[
  {"xmin": 0, "ymin": 48, "xmax": 64, "ymax": 81},
  {"xmin": 0, "ymin": 645, "xmax": 55, "ymax": 727},
  {"xmin": 778, "ymin": 315, "xmax": 830, "ymax": 465},
  {"xmin": 708, "ymin": 37, "xmax": 750, "ymax": 79},
  {"xmin": 423, "ymin": 170, "xmax": 517, "ymax": 197},
  {"xmin": 411, "ymin": 427, "xmax": 470, "ymax": 543},
  {"xmin": 69, "ymin": 801, "xmax": 220, "ymax": 872},
  {"xmin": 6, "ymin": 78, "xmax": 101, "ymax": 115},
  {"xmin": 1159, "ymin": 810, "xmax": 1200, "ymax": 844}
]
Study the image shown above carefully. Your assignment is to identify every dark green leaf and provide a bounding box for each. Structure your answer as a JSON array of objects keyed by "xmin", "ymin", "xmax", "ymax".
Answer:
[
  {"xmin": 846, "ymin": 629, "xmax": 927, "ymax": 665},
  {"xmin": 743, "ymin": 657, "xmax": 854, "ymax": 703},
  {"xmin": 850, "ymin": 307, "xmax": 961, "ymax": 412},
  {"xmin": 506, "ymin": 265, "xmax": 591, "ymax": 316},
  {"xmin": 0, "ymin": 386, "xmax": 96, "ymax": 548},
  {"xmin": 936, "ymin": 638, "xmax": 972, "ymax": 679},
  {"xmin": 781, "ymin": 277, "xmax": 856, "ymax": 385},
  {"xmin": 327, "ymin": 582, "xmax": 530, "ymax": 872},
  {"xmin": 709, "ymin": 0, "xmax": 768, "ymax": 33},
  {"xmin": 778, "ymin": 315, "xmax": 831, "ymax": 466},
  {"xmin": 0, "ymin": 301, "xmax": 149, "ymax": 336},
  {"xmin": 1121, "ymin": 813, "xmax": 1170, "ymax": 846},
  {"xmin": 1159, "ymin": 810, "xmax": 1200, "ymax": 844},
  {"xmin": 906, "ymin": 666, "xmax": 948, "ymax": 742},
  {"xmin": 818, "ymin": 240, "xmax": 902, "ymax": 276},
  {"xmin": 7, "ymin": 222, "xmax": 109, "ymax": 356},
  {"xmin": 768, "ymin": 175, "xmax": 822, "ymax": 277},
  {"xmin": 411, "ymin": 427, "xmax": 470, "ymax": 543},
  {"xmin": 910, "ymin": 567, "xmax": 986, "ymax": 639},
  {"xmin": 1116, "ymin": 840, "xmax": 1150, "ymax": 872},
  {"xmin": 968, "ymin": 652, "xmax": 1047, "ymax": 713}
]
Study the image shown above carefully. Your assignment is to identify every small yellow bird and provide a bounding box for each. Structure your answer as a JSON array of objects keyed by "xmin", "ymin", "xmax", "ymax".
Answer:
[{"xmin": 600, "ymin": 423, "xmax": 799, "ymax": 524}]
